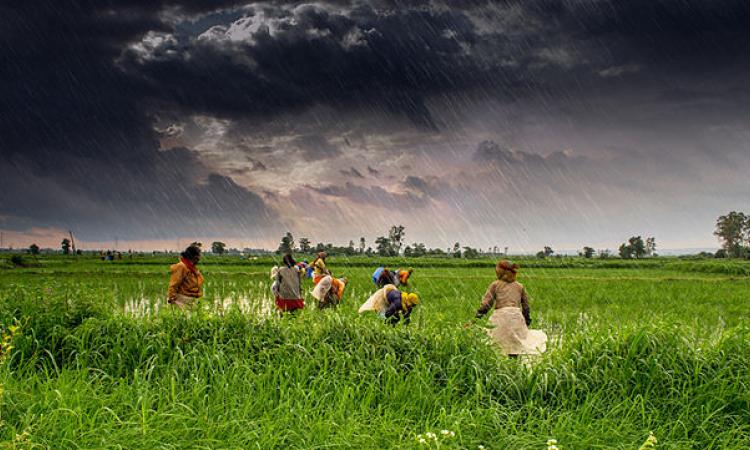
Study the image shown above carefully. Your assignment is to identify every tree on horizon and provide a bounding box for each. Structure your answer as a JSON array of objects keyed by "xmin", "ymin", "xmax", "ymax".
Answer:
[
  {"xmin": 277, "ymin": 232, "xmax": 294, "ymax": 255},
  {"xmin": 211, "ymin": 241, "xmax": 226, "ymax": 255},
  {"xmin": 298, "ymin": 237, "xmax": 311, "ymax": 253},
  {"xmin": 388, "ymin": 225, "xmax": 405, "ymax": 254},
  {"xmin": 714, "ymin": 211, "xmax": 748, "ymax": 258},
  {"xmin": 61, "ymin": 238, "xmax": 71, "ymax": 255}
]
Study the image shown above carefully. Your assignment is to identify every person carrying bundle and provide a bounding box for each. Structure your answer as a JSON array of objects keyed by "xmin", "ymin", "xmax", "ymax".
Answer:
[
  {"xmin": 272, "ymin": 254, "xmax": 305, "ymax": 313},
  {"xmin": 167, "ymin": 244, "xmax": 204, "ymax": 309},
  {"xmin": 471, "ymin": 260, "xmax": 546, "ymax": 356},
  {"xmin": 359, "ymin": 284, "xmax": 420, "ymax": 325}
]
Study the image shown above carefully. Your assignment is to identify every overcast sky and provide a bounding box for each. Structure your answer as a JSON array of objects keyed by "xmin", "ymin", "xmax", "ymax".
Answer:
[{"xmin": 1, "ymin": 1, "xmax": 749, "ymax": 252}]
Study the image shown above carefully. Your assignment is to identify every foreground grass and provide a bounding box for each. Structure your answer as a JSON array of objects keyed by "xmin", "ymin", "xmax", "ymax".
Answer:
[{"xmin": 0, "ymin": 259, "xmax": 749, "ymax": 448}]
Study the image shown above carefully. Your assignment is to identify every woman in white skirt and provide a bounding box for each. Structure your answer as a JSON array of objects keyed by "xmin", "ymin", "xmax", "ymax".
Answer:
[{"xmin": 474, "ymin": 260, "xmax": 546, "ymax": 356}]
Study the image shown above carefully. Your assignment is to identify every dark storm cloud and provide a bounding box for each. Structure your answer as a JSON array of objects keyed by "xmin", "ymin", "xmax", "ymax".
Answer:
[
  {"xmin": 0, "ymin": 147, "xmax": 277, "ymax": 240},
  {"xmin": 291, "ymin": 135, "xmax": 342, "ymax": 160},
  {"xmin": 402, "ymin": 175, "xmax": 447, "ymax": 198},
  {"xmin": 339, "ymin": 167, "xmax": 364, "ymax": 178},
  {"xmin": 113, "ymin": 0, "xmax": 750, "ymax": 133},
  {"xmin": 0, "ymin": 1, "xmax": 280, "ymax": 240},
  {"xmin": 2, "ymin": 0, "xmax": 749, "ymax": 245},
  {"xmin": 553, "ymin": 0, "xmax": 750, "ymax": 62},
  {"xmin": 472, "ymin": 140, "xmax": 655, "ymax": 197},
  {"xmin": 115, "ymin": 1, "xmax": 488, "ymax": 128},
  {"xmin": 309, "ymin": 182, "xmax": 425, "ymax": 209}
]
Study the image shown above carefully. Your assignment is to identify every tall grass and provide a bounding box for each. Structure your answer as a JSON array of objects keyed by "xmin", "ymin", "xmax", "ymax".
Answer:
[{"xmin": 0, "ymin": 259, "xmax": 748, "ymax": 448}]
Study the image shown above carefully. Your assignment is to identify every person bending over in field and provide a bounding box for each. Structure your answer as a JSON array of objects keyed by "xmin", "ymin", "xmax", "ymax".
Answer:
[
  {"xmin": 472, "ymin": 261, "xmax": 546, "ymax": 356},
  {"xmin": 310, "ymin": 252, "xmax": 349, "ymax": 308},
  {"xmin": 311, "ymin": 252, "xmax": 331, "ymax": 285},
  {"xmin": 272, "ymin": 254, "xmax": 305, "ymax": 313},
  {"xmin": 371, "ymin": 267, "xmax": 414, "ymax": 288},
  {"xmin": 167, "ymin": 244, "xmax": 204, "ymax": 309},
  {"xmin": 359, "ymin": 284, "xmax": 419, "ymax": 325},
  {"xmin": 372, "ymin": 266, "xmax": 396, "ymax": 288},
  {"xmin": 295, "ymin": 260, "xmax": 311, "ymax": 278},
  {"xmin": 395, "ymin": 267, "xmax": 414, "ymax": 287},
  {"xmin": 312, "ymin": 274, "xmax": 348, "ymax": 309}
]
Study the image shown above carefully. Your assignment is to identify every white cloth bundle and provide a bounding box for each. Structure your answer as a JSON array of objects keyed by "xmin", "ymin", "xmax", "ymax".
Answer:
[
  {"xmin": 311, "ymin": 275, "xmax": 333, "ymax": 300},
  {"xmin": 358, "ymin": 284, "xmax": 397, "ymax": 313},
  {"xmin": 487, "ymin": 307, "xmax": 547, "ymax": 355}
]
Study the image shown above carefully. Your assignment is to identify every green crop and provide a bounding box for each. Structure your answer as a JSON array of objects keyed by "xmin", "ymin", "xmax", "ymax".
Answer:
[{"xmin": 0, "ymin": 256, "xmax": 748, "ymax": 448}]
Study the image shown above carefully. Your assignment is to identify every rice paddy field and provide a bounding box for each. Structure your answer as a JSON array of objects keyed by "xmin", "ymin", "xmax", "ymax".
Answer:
[{"xmin": 0, "ymin": 255, "xmax": 748, "ymax": 449}]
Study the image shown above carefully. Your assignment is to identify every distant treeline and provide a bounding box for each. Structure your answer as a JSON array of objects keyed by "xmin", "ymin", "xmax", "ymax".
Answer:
[{"xmin": 3, "ymin": 253, "xmax": 750, "ymax": 275}]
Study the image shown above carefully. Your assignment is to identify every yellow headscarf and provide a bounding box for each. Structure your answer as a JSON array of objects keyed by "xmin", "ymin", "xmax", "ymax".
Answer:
[{"xmin": 401, "ymin": 292, "xmax": 419, "ymax": 310}]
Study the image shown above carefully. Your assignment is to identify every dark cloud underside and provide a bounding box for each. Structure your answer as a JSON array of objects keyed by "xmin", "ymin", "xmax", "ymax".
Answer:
[{"xmin": 1, "ymin": 1, "xmax": 748, "ymax": 247}]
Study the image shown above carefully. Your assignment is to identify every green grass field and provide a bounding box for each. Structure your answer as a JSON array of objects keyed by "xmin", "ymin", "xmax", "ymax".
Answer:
[{"xmin": 0, "ymin": 255, "xmax": 748, "ymax": 449}]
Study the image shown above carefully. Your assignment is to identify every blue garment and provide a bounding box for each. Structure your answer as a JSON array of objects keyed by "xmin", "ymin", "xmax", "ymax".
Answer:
[
  {"xmin": 372, "ymin": 267, "xmax": 397, "ymax": 288},
  {"xmin": 306, "ymin": 267, "xmax": 314, "ymax": 279}
]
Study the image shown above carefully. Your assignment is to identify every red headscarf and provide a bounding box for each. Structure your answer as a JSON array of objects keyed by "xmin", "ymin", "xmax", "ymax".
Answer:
[
  {"xmin": 495, "ymin": 260, "xmax": 518, "ymax": 280},
  {"xmin": 181, "ymin": 257, "xmax": 198, "ymax": 275}
]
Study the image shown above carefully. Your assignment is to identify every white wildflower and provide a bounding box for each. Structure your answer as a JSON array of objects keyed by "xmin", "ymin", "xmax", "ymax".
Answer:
[{"xmin": 426, "ymin": 432, "xmax": 437, "ymax": 440}]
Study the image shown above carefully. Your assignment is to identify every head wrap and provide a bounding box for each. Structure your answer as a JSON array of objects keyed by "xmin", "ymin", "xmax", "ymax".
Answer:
[
  {"xmin": 401, "ymin": 292, "xmax": 420, "ymax": 309},
  {"xmin": 495, "ymin": 260, "xmax": 519, "ymax": 281}
]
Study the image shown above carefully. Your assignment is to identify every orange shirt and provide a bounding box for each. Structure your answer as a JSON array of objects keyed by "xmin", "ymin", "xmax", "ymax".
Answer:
[{"xmin": 168, "ymin": 261, "xmax": 204, "ymax": 301}]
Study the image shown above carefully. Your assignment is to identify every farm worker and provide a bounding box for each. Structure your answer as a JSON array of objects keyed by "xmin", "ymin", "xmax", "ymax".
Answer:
[
  {"xmin": 359, "ymin": 284, "xmax": 419, "ymax": 325},
  {"xmin": 372, "ymin": 267, "xmax": 414, "ymax": 288},
  {"xmin": 359, "ymin": 284, "xmax": 398, "ymax": 313},
  {"xmin": 167, "ymin": 244, "xmax": 204, "ymax": 309},
  {"xmin": 372, "ymin": 266, "xmax": 396, "ymax": 288},
  {"xmin": 312, "ymin": 275, "xmax": 348, "ymax": 309},
  {"xmin": 295, "ymin": 260, "xmax": 310, "ymax": 277},
  {"xmin": 272, "ymin": 254, "xmax": 305, "ymax": 313},
  {"xmin": 270, "ymin": 265, "xmax": 279, "ymax": 280},
  {"xmin": 395, "ymin": 267, "xmax": 414, "ymax": 287},
  {"xmin": 473, "ymin": 261, "xmax": 546, "ymax": 356},
  {"xmin": 312, "ymin": 252, "xmax": 331, "ymax": 284}
]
